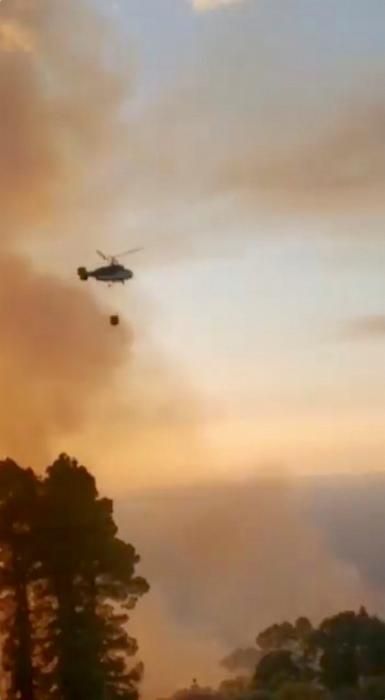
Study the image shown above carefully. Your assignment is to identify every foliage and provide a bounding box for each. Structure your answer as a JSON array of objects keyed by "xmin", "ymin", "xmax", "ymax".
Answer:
[
  {"xmin": 0, "ymin": 454, "xmax": 149, "ymax": 700},
  {"xmin": 313, "ymin": 609, "xmax": 385, "ymax": 690},
  {"xmin": 257, "ymin": 624, "xmax": 297, "ymax": 653},
  {"xmin": 0, "ymin": 460, "xmax": 40, "ymax": 700},
  {"xmin": 360, "ymin": 676, "xmax": 385, "ymax": 700},
  {"xmin": 254, "ymin": 651, "xmax": 300, "ymax": 690},
  {"xmin": 224, "ymin": 610, "xmax": 385, "ymax": 700}
]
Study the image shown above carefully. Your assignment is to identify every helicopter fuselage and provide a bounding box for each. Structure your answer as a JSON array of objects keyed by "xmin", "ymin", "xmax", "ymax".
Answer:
[{"xmin": 78, "ymin": 263, "xmax": 133, "ymax": 283}]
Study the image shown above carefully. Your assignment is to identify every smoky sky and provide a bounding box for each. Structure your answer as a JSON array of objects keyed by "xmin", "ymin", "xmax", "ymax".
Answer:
[
  {"xmin": 304, "ymin": 473, "xmax": 385, "ymax": 594},
  {"xmin": 1, "ymin": 3, "xmax": 385, "ymax": 699},
  {"xmin": 0, "ymin": 254, "xmax": 129, "ymax": 465},
  {"xmin": 116, "ymin": 476, "xmax": 384, "ymax": 698},
  {"xmin": 0, "ymin": 0, "xmax": 132, "ymax": 462},
  {"xmin": 341, "ymin": 316, "xmax": 385, "ymax": 340},
  {"xmin": 119, "ymin": 0, "xmax": 385, "ymax": 239},
  {"xmin": 0, "ymin": 0, "xmax": 131, "ymax": 242}
]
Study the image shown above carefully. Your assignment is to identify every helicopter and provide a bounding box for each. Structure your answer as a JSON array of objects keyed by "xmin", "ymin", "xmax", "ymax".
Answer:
[{"xmin": 77, "ymin": 248, "xmax": 142, "ymax": 284}]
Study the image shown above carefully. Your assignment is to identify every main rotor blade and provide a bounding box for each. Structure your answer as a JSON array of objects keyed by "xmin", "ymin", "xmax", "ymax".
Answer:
[
  {"xmin": 96, "ymin": 249, "xmax": 110, "ymax": 261},
  {"xmin": 113, "ymin": 247, "xmax": 143, "ymax": 259}
]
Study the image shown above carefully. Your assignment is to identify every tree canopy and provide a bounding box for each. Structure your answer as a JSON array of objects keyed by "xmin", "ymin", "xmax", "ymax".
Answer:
[
  {"xmin": 160, "ymin": 610, "xmax": 385, "ymax": 700},
  {"xmin": 0, "ymin": 454, "xmax": 149, "ymax": 700}
]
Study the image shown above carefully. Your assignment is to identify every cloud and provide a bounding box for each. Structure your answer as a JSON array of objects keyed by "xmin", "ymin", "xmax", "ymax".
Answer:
[
  {"xmin": 134, "ymin": 90, "xmax": 385, "ymax": 223},
  {"xmin": 216, "ymin": 103, "xmax": 385, "ymax": 215},
  {"xmin": 122, "ymin": 2, "xmax": 385, "ymax": 240}
]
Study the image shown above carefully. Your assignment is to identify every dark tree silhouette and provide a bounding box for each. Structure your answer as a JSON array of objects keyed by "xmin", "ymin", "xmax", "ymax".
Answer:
[
  {"xmin": 157, "ymin": 611, "xmax": 385, "ymax": 700},
  {"xmin": 0, "ymin": 454, "xmax": 148, "ymax": 700},
  {"xmin": 0, "ymin": 460, "xmax": 40, "ymax": 700},
  {"xmin": 254, "ymin": 650, "xmax": 300, "ymax": 690},
  {"xmin": 256, "ymin": 623, "xmax": 297, "ymax": 653},
  {"xmin": 312, "ymin": 610, "xmax": 385, "ymax": 690},
  {"xmin": 40, "ymin": 454, "xmax": 149, "ymax": 700},
  {"xmin": 249, "ymin": 610, "xmax": 385, "ymax": 697}
]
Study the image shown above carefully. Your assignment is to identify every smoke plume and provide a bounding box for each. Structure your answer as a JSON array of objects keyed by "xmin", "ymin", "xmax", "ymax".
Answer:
[
  {"xmin": 0, "ymin": 0, "xmax": 133, "ymax": 461},
  {"xmin": 119, "ymin": 477, "xmax": 383, "ymax": 699},
  {"xmin": 0, "ymin": 253, "xmax": 129, "ymax": 464},
  {"xmin": 0, "ymin": 0, "xmax": 131, "ymax": 242},
  {"xmin": 2, "ymin": 4, "xmax": 385, "ymax": 700}
]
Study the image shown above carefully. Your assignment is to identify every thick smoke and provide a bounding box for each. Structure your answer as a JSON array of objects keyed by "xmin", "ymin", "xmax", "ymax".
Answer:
[
  {"xmin": 0, "ymin": 253, "xmax": 129, "ymax": 464},
  {"xmin": 1, "ymin": 4, "xmax": 384, "ymax": 699},
  {"xmin": 305, "ymin": 473, "xmax": 385, "ymax": 595},
  {"xmin": 0, "ymin": 0, "xmax": 132, "ymax": 461},
  {"xmin": 0, "ymin": 0, "xmax": 131, "ymax": 242},
  {"xmin": 119, "ymin": 477, "xmax": 383, "ymax": 699}
]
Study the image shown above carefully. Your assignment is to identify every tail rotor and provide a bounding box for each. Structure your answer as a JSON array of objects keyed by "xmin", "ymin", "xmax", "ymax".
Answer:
[{"xmin": 77, "ymin": 267, "xmax": 88, "ymax": 281}]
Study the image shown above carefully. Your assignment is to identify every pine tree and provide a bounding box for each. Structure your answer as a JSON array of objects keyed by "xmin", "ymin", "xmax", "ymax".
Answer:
[
  {"xmin": 0, "ymin": 460, "xmax": 40, "ymax": 700},
  {"xmin": 40, "ymin": 454, "xmax": 149, "ymax": 700},
  {"xmin": 0, "ymin": 454, "xmax": 149, "ymax": 700}
]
